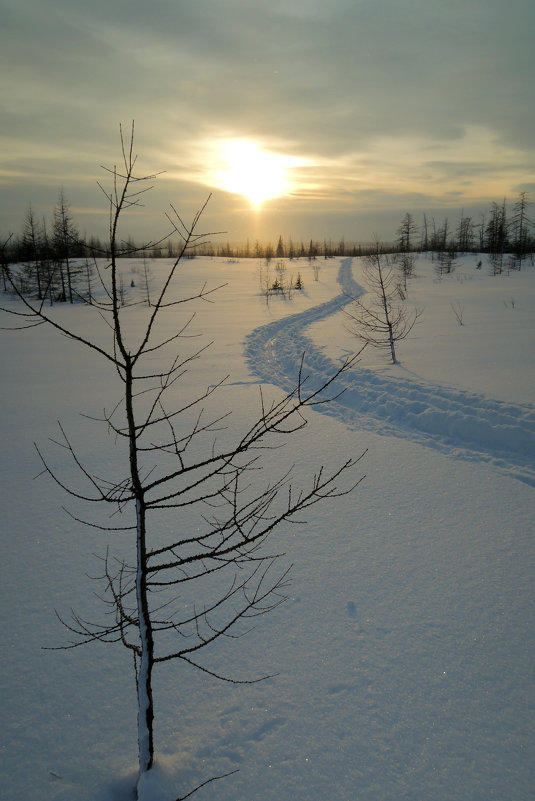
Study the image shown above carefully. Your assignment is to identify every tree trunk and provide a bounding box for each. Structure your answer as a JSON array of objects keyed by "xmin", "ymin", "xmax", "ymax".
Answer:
[
  {"xmin": 136, "ymin": 497, "xmax": 154, "ymax": 776},
  {"xmin": 65, "ymin": 255, "xmax": 73, "ymax": 303},
  {"xmin": 124, "ymin": 359, "xmax": 155, "ymax": 778},
  {"xmin": 388, "ymin": 321, "xmax": 396, "ymax": 364}
]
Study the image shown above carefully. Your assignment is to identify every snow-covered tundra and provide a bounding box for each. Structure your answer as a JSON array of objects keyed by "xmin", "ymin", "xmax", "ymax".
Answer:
[{"xmin": 1, "ymin": 253, "xmax": 534, "ymax": 801}]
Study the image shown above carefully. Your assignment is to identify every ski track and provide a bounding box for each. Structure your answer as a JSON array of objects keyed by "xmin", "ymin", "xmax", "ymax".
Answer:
[{"xmin": 244, "ymin": 257, "xmax": 535, "ymax": 487}]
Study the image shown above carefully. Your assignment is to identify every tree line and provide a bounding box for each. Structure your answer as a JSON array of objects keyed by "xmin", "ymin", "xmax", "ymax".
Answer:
[
  {"xmin": 1, "ymin": 193, "xmax": 97, "ymax": 304},
  {"xmin": 396, "ymin": 193, "xmax": 533, "ymax": 273},
  {"xmin": 192, "ymin": 193, "xmax": 534, "ymax": 267},
  {"xmin": 2, "ymin": 192, "xmax": 533, "ymax": 304}
]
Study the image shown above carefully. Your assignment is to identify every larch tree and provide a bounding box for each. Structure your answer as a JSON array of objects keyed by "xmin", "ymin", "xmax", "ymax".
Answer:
[
  {"xmin": 420, "ymin": 213, "xmax": 429, "ymax": 252},
  {"xmin": 0, "ymin": 124, "xmax": 364, "ymax": 800},
  {"xmin": 53, "ymin": 189, "xmax": 80, "ymax": 303},
  {"xmin": 396, "ymin": 212, "xmax": 418, "ymax": 254},
  {"xmin": 396, "ymin": 213, "xmax": 418, "ymax": 293},
  {"xmin": 1, "ymin": 233, "xmax": 13, "ymax": 292},
  {"xmin": 510, "ymin": 192, "xmax": 532, "ymax": 270},
  {"xmin": 456, "ymin": 210, "xmax": 475, "ymax": 253},
  {"xmin": 20, "ymin": 203, "xmax": 45, "ymax": 299},
  {"xmin": 345, "ymin": 243, "xmax": 421, "ymax": 364},
  {"xmin": 485, "ymin": 200, "xmax": 509, "ymax": 275}
]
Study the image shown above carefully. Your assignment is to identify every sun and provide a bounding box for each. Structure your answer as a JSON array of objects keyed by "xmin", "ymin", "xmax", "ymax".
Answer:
[{"xmin": 212, "ymin": 140, "xmax": 299, "ymax": 206}]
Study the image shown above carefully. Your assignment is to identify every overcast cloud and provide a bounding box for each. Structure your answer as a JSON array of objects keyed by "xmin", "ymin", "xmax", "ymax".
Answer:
[{"xmin": 1, "ymin": 0, "xmax": 534, "ymax": 243}]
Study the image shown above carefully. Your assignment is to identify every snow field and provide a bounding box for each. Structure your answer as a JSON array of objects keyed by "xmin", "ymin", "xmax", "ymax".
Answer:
[{"xmin": 0, "ymin": 254, "xmax": 534, "ymax": 801}]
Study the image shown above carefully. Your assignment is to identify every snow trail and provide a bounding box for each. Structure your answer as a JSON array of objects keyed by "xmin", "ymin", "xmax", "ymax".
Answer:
[{"xmin": 245, "ymin": 258, "xmax": 535, "ymax": 486}]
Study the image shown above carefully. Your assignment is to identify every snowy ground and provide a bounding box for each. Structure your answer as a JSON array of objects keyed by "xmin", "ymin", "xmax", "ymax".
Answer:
[{"xmin": 1, "ymin": 253, "xmax": 534, "ymax": 801}]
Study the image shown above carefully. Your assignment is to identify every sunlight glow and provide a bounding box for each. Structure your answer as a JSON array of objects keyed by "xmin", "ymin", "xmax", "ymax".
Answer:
[{"xmin": 212, "ymin": 140, "xmax": 304, "ymax": 206}]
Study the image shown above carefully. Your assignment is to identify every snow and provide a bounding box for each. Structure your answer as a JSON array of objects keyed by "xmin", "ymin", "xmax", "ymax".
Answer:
[{"xmin": 1, "ymin": 253, "xmax": 534, "ymax": 801}]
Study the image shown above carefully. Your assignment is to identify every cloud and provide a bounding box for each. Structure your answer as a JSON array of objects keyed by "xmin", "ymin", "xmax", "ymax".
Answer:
[{"xmin": 1, "ymin": 0, "xmax": 534, "ymax": 241}]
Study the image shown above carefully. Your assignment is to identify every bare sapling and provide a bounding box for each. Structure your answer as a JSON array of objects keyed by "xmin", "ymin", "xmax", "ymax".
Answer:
[
  {"xmin": 450, "ymin": 301, "xmax": 465, "ymax": 325},
  {"xmin": 345, "ymin": 243, "xmax": 422, "ymax": 363},
  {"xmin": 0, "ymin": 124, "xmax": 364, "ymax": 800}
]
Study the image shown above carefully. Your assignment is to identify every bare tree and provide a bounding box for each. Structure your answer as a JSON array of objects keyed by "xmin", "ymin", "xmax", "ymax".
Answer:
[
  {"xmin": 1, "ymin": 233, "xmax": 13, "ymax": 292},
  {"xmin": 485, "ymin": 200, "xmax": 509, "ymax": 275},
  {"xmin": 434, "ymin": 247, "xmax": 457, "ymax": 277},
  {"xmin": 396, "ymin": 252, "xmax": 415, "ymax": 294},
  {"xmin": 420, "ymin": 212, "xmax": 429, "ymax": 252},
  {"xmin": 450, "ymin": 301, "xmax": 465, "ymax": 326},
  {"xmin": 395, "ymin": 213, "xmax": 418, "ymax": 293},
  {"xmin": 396, "ymin": 212, "xmax": 418, "ymax": 253},
  {"xmin": 140, "ymin": 255, "xmax": 154, "ymax": 305},
  {"xmin": 53, "ymin": 190, "xmax": 80, "ymax": 302},
  {"xmin": 510, "ymin": 192, "xmax": 532, "ymax": 270},
  {"xmin": 456, "ymin": 210, "xmax": 475, "ymax": 253},
  {"xmin": 345, "ymin": 244, "xmax": 421, "ymax": 364},
  {"xmin": 20, "ymin": 203, "xmax": 46, "ymax": 299},
  {"xmin": 1, "ymin": 124, "xmax": 363, "ymax": 799}
]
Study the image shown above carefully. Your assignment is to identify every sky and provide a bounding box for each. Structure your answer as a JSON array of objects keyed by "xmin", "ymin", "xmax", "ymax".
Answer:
[{"xmin": 1, "ymin": 0, "xmax": 534, "ymax": 246}]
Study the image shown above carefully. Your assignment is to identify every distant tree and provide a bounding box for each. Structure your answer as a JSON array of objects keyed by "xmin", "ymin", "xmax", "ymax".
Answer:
[
  {"xmin": 80, "ymin": 257, "xmax": 95, "ymax": 303},
  {"xmin": 1, "ymin": 233, "xmax": 13, "ymax": 292},
  {"xmin": 420, "ymin": 213, "xmax": 429, "ymax": 251},
  {"xmin": 396, "ymin": 214, "xmax": 417, "ymax": 289},
  {"xmin": 288, "ymin": 238, "xmax": 296, "ymax": 260},
  {"xmin": 39, "ymin": 217, "xmax": 58, "ymax": 305},
  {"xmin": 345, "ymin": 243, "xmax": 421, "ymax": 363},
  {"xmin": 53, "ymin": 190, "xmax": 80, "ymax": 302},
  {"xmin": 20, "ymin": 204, "xmax": 45, "ymax": 299},
  {"xmin": 510, "ymin": 192, "xmax": 532, "ymax": 270},
  {"xmin": 0, "ymin": 124, "xmax": 362, "ymax": 800},
  {"xmin": 276, "ymin": 235, "xmax": 285, "ymax": 258},
  {"xmin": 478, "ymin": 212, "xmax": 486, "ymax": 252},
  {"xmin": 396, "ymin": 212, "xmax": 418, "ymax": 253},
  {"xmin": 450, "ymin": 301, "xmax": 465, "ymax": 326},
  {"xmin": 397, "ymin": 252, "xmax": 415, "ymax": 293},
  {"xmin": 456, "ymin": 211, "xmax": 474, "ymax": 253},
  {"xmin": 86, "ymin": 234, "xmax": 108, "ymax": 259},
  {"xmin": 485, "ymin": 200, "xmax": 509, "ymax": 274},
  {"xmin": 428, "ymin": 216, "xmax": 438, "ymax": 252},
  {"xmin": 140, "ymin": 256, "xmax": 154, "ymax": 306},
  {"xmin": 437, "ymin": 217, "xmax": 451, "ymax": 252},
  {"xmin": 434, "ymin": 247, "xmax": 457, "ymax": 277}
]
